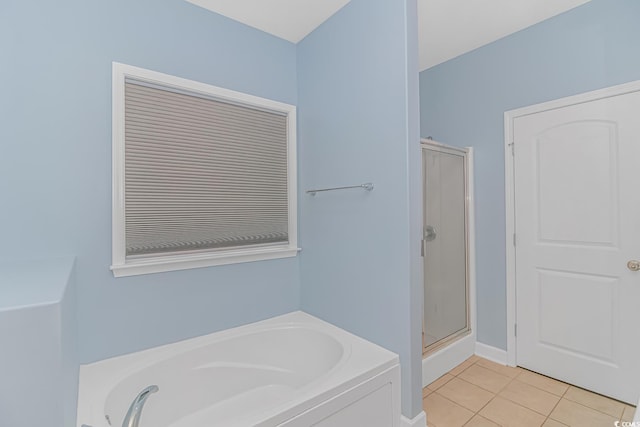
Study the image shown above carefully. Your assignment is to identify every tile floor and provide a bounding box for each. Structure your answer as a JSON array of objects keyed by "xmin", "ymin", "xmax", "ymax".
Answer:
[{"xmin": 423, "ymin": 355, "xmax": 636, "ymax": 427}]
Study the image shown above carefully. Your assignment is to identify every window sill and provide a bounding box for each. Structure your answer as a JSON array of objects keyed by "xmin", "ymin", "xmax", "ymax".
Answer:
[{"xmin": 111, "ymin": 246, "xmax": 300, "ymax": 277}]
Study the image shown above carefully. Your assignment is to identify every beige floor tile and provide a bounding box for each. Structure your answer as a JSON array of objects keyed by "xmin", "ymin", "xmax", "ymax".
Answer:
[
  {"xmin": 499, "ymin": 379, "xmax": 561, "ymax": 416},
  {"xmin": 549, "ymin": 399, "xmax": 619, "ymax": 427},
  {"xmin": 428, "ymin": 373, "xmax": 455, "ymax": 391},
  {"xmin": 479, "ymin": 396, "xmax": 546, "ymax": 427},
  {"xmin": 476, "ymin": 358, "xmax": 522, "ymax": 378},
  {"xmin": 622, "ymin": 404, "xmax": 637, "ymax": 422},
  {"xmin": 541, "ymin": 419, "xmax": 567, "ymax": 427},
  {"xmin": 563, "ymin": 386, "xmax": 625, "ymax": 418},
  {"xmin": 464, "ymin": 414, "xmax": 500, "ymax": 427},
  {"xmin": 458, "ymin": 364, "xmax": 512, "ymax": 393},
  {"xmin": 516, "ymin": 370, "xmax": 569, "ymax": 396},
  {"xmin": 450, "ymin": 363, "xmax": 472, "ymax": 377},
  {"xmin": 450, "ymin": 357, "xmax": 478, "ymax": 376},
  {"xmin": 438, "ymin": 377, "xmax": 494, "ymax": 412},
  {"xmin": 423, "ymin": 387, "xmax": 432, "ymax": 398},
  {"xmin": 423, "ymin": 393, "xmax": 474, "ymax": 427}
]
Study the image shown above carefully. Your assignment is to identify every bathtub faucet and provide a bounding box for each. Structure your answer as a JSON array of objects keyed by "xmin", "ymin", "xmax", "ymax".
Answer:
[{"xmin": 122, "ymin": 385, "xmax": 159, "ymax": 427}]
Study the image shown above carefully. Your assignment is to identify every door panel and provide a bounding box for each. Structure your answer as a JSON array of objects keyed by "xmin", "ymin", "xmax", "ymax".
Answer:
[
  {"xmin": 514, "ymin": 90, "xmax": 640, "ymax": 404},
  {"xmin": 422, "ymin": 147, "xmax": 468, "ymax": 350},
  {"xmin": 537, "ymin": 269, "xmax": 617, "ymax": 362},
  {"xmin": 535, "ymin": 121, "xmax": 618, "ymax": 246}
]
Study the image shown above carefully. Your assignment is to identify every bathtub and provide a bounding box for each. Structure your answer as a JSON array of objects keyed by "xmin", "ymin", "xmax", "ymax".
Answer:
[{"xmin": 76, "ymin": 311, "xmax": 401, "ymax": 427}]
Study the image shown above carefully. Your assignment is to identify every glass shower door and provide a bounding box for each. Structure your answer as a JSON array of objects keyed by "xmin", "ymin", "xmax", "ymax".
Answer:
[{"xmin": 422, "ymin": 144, "xmax": 469, "ymax": 353}]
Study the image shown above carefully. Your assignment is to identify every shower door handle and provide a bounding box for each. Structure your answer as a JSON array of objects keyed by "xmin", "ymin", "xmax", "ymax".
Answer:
[
  {"xmin": 424, "ymin": 225, "xmax": 437, "ymax": 242},
  {"xmin": 421, "ymin": 226, "xmax": 437, "ymax": 257}
]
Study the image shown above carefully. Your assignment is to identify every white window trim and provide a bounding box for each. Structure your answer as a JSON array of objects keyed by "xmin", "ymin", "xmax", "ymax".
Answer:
[{"xmin": 111, "ymin": 62, "xmax": 299, "ymax": 277}]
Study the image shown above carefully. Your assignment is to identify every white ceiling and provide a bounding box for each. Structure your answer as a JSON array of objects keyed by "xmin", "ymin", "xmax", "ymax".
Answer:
[
  {"xmin": 186, "ymin": 0, "xmax": 592, "ymax": 71},
  {"xmin": 185, "ymin": 0, "xmax": 350, "ymax": 43},
  {"xmin": 418, "ymin": 0, "xmax": 592, "ymax": 70}
]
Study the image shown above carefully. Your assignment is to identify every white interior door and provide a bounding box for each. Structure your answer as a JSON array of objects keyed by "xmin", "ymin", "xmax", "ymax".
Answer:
[{"xmin": 514, "ymin": 88, "xmax": 640, "ymax": 404}]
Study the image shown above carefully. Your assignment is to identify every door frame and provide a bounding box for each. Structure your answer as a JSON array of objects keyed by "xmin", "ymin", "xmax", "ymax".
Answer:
[
  {"xmin": 421, "ymin": 141, "xmax": 471, "ymax": 355},
  {"xmin": 420, "ymin": 138, "xmax": 477, "ymax": 386},
  {"xmin": 503, "ymin": 79, "xmax": 640, "ymax": 367}
]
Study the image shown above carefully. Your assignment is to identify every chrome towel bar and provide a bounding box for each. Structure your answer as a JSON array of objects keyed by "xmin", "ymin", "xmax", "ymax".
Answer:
[{"xmin": 306, "ymin": 182, "xmax": 374, "ymax": 196}]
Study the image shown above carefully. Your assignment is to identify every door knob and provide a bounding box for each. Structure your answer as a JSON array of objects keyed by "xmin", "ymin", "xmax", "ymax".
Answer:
[{"xmin": 627, "ymin": 260, "xmax": 640, "ymax": 271}]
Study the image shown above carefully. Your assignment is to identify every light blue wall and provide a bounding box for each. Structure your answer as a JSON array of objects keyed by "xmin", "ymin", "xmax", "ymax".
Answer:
[
  {"xmin": 298, "ymin": 0, "xmax": 423, "ymax": 418},
  {"xmin": 0, "ymin": 0, "xmax": 299, "ymax": 363},
  {"xmin": 419, "ymin": 0, "xmax": 640, "ymax": 349},
  {"xmin": 0, "ymin": 257, "xmax": 77, "ymax": 427},
  {"xmin": 61, "ymin": 260, "xmax": 79, "ymax": 426},
  {"xmin": 0, "ymin": 304, "xmax": 61, "ymax": 426},
  {"xmin": 2, "ymin": 0, "xmax": 424, "ymax": 417}
]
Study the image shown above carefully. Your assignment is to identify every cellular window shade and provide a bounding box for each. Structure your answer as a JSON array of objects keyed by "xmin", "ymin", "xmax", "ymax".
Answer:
[{"xmin": 124, "ymin": 80, "xmax": 289, "ymax": 257}]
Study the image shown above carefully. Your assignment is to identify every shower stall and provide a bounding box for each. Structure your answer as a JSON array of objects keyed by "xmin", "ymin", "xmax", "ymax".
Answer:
[{"xmin": 421, "ymin": 139, "xmax": 475, "ymax": 381}]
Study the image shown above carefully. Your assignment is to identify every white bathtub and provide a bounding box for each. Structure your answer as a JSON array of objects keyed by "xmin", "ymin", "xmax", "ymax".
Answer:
[{"xmin": 77, "ymin": 311, "xmax": 401, "ymax": 427}]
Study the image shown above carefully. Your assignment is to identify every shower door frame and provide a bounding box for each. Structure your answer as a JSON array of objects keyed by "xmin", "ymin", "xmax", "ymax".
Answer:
[{"xmin": 421, "ymin": 140, "xmax": 472, "ymax": 356}]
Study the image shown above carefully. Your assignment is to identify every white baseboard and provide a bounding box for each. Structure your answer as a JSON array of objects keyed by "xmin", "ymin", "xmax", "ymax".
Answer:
[
  {"xmin": 422, "ymin": 332, "xmax": 475, "ymax": 387},
  {"xmin": 401, "ymin": 410, "xmax": 427, "ymax": 427},
  {"xmin": 475, "ymin": 342, "xmax": 509, "ymax": 365}
]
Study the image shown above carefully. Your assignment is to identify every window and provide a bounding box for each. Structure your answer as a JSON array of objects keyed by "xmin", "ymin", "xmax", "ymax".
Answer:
[{"xmin": 111, "ymin": 63, "xmax": 298, "ymax": 277}]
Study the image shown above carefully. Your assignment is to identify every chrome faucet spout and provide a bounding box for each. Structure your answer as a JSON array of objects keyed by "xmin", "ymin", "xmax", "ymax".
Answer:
[{"xmin": 122, "ymin": 385, "xmax": 159, "ymax": 427}]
